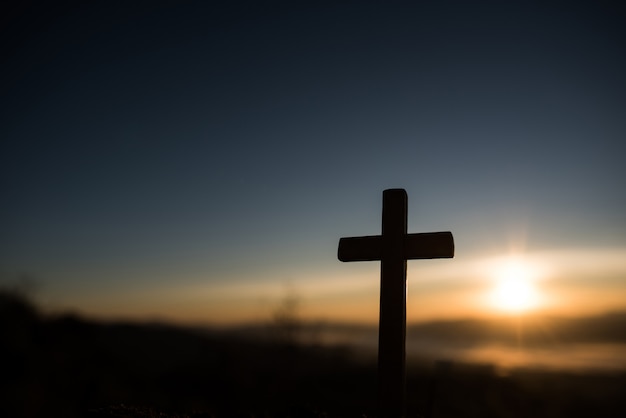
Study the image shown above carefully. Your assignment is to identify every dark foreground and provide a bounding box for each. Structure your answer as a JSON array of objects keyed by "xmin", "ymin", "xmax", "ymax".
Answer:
[{"xmin": 2, "ymin": 291, "xmax": 626, "ymax": 418}]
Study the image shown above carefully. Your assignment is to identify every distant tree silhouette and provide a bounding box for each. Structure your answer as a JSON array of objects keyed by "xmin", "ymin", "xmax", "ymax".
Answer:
[{"xmin": 271, "ymin": 288, "xmax": 301, "ymax": 346}]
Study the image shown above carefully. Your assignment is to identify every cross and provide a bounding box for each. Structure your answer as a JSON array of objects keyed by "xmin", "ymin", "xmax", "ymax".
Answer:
[{"xmin": 337, "ymin": 189, "xmax": 454, "ymax": 418}]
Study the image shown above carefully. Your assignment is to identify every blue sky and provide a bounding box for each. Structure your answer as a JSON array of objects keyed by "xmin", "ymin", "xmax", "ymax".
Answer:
[{"xmin": 2, "ymin": 1, "xmax": 625, "ymax": 323}]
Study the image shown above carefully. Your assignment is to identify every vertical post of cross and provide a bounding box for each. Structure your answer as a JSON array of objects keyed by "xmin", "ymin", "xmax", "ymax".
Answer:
[{"xmin": 379, "ymin": 189, "xmax": 408, "ymax": 417}]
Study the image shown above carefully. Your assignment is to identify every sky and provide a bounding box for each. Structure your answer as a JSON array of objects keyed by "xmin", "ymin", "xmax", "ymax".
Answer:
[{"xmin": 2, "ymin": 0, "xmax": 625, "ymax": 326}]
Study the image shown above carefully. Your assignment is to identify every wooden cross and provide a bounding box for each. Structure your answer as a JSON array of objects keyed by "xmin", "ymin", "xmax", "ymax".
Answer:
[{"xmin": 338, "ymin": 189, "xmax": 454, "ymax": 417}]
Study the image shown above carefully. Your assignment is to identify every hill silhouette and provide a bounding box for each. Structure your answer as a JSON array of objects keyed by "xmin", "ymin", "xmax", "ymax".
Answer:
[
  {"xmin": 2, "ymin": 289, "xmax": 626, "ymax": 417},
  {"xmin": 1, "ymin": 289, "xmax": 375, "ymax": 417}
]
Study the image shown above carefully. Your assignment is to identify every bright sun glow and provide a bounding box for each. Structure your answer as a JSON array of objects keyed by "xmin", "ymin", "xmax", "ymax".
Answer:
[{"xmin": 489, "ymin": 257, "xmax": 541, "ymax": 313}]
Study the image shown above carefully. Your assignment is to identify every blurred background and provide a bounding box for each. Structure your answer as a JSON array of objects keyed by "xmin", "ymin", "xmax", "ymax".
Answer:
[{"xmin": 1, "ymin": 0, "xmax": 625, "ymax": 416}]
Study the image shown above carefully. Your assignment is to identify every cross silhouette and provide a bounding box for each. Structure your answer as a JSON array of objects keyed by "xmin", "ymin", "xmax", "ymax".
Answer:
[{"xmin": 338, "ymin": 189, "xmax": 454, "ymax": 417}]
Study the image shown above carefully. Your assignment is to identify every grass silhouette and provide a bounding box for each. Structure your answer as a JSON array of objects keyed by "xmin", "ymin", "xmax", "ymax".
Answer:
[{"xmin": 2, "ymin": 288, "xmax": 626, "ymax": 417}]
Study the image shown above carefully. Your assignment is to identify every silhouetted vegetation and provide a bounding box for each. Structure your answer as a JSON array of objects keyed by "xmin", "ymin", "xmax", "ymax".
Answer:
[{"xmin": 2, "ymin": 289, "xmax": 626, "ymax": 417}]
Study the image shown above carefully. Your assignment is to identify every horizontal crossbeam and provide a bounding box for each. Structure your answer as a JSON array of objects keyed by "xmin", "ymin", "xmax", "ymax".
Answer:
[{"xmin": 338, "ymin": 231, "xmax": 454, "ymax": 262}]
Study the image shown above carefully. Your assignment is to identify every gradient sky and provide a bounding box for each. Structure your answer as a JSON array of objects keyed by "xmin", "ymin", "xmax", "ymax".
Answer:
[{"xmin": 2, "ymin": 1, "xmax": 625, "ymax": 325}]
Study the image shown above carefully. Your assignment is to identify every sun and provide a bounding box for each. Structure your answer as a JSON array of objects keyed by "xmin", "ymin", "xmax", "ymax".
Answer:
[{"xmin": 489, "ymin": 257, "xmax": 541, "ymax": 313}]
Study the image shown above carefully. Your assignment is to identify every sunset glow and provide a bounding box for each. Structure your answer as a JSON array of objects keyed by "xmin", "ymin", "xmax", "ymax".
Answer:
[
  {"xmin": 488, "ymin": 257, "xmax": 542, "ymax": 313},
  {"xmin": 491, "ymin": 276, "xmax": 537, "ymax": 312}
]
